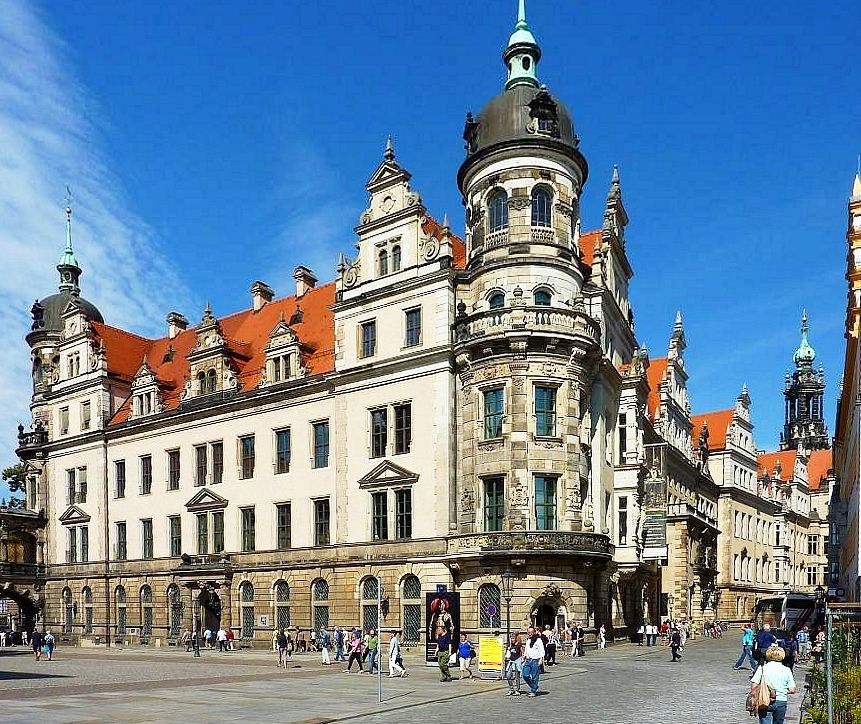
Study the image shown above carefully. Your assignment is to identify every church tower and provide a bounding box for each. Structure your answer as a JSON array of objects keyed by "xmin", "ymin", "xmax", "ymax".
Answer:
[{"xmin": 781, "ymin": 310, "xmax": 829, "ymax": 450}]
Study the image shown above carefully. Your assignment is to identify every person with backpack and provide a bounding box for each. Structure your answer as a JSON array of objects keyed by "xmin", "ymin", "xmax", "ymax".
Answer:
[
  {"xmin": 43, "ymin": 631, "xmax": 55, "ymax": 661},
  {"xmin": 320, "ymin": 627, "xmax": 331, "ymax": 665},
  {"xmin": 754, "ymin": 624, "xmax": 778, "ymax": 665},
  {"xmin": 334, "ymin": 626, "xmax": 346, "ymax": 662}
]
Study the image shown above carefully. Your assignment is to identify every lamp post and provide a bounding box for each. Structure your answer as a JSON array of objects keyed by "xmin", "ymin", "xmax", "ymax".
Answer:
[{"xmin": 500, "ymin": 569, "xmax": 515, "ymax": 644}]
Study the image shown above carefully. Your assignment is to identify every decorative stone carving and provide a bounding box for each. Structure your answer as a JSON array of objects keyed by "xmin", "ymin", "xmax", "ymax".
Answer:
[
  {"xmin": 512, "ymin": 376, "xmax": 526, "ymax": 391},
  {"xmin": 511, "ymin": 484, "xmax": 529, "ymax": 508},
  {"xmin": 461, "ymin": 486, "xmax": 475, "ymax": 514},
  {"xmin": 422, "ymin": 236, "xmax": 440, "ymax": 261},
  {"xmin": 508, "ymin": 196, "xmax": 530, "ymax": 211}
]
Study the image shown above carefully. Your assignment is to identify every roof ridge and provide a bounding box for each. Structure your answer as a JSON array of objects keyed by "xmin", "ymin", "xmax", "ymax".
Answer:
[
  {"xmin": 692, "ymin": 408, "xmax": 735, "ymax": 417},
  {"xmin": 91, "ymin": 321, "xmax": 154, "ymax": 344}
]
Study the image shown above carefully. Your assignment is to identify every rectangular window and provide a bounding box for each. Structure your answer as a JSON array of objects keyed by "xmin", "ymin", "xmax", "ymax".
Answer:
[
  {"xmin": 68, "ymin": 527, "xmax": 77, "ymax": 563},
  {"xmin": 60, "ymin": 407, "xmax": 69, "ymax": 435},
  {"xmin": 212, "ymin": 511, "xmax": 224, "ymax": 553},
  {"xmin": 372, "ymin": 491, "xmax": 388, "ymax": 541},
  {"xmin": 194, "ymin": 445, "xmax": 207, "ymax": 486},
  {"xmin": 167, "ymin": 449, "xmax": 181, "ymax": 490},
  {"xmin": 197, "ymin": 513, "xmax": 208, "ymax": 554},
  {"xmin": 394, "ymin": 403, "xmax": 411, "ymax": 454},
  {"xmin": 807, "ymin": 535, "xmax": 819, "ymax": 556},
  {"xmin": 241, "ymin": 507, "xmax": 256, "ymax": 552},
  {"xmin": 116, "ymin": 522, "xmax": 127, "ymax": 561},
  {"xmin": 360, "ymin": 320, "xmax": 377, "ymax": 358},
  {"xmin": 115, "ymin": 460, "xmax": 126, "ymax": 498},
  {"xmin": 395, "ymin": 489, "xmax": 412, "ymax": 539},
  {"xmin": 618, "ymin": 495, "xmax": 629, "ymax": 545},
  {"xmin": 77, "ymin": 466, "xmax": 87, "ymax": 503},
  {"xmin": 169, "ymin": 516, "xmax": 182, "ymax": 557},
  {"xmin": 535, "ymin": 386, "xmax": 557, "ymax": 437},
  {"xmin": 371, "ymin": 409, "xmax": 388, "ymax": 458},
  {"xmin": 66, "ymin": 469, "xmax": 75, "ymax": 505},
  {"xmin": 534, "ymin": 476, "xmax": 557, "ymax": 530},
  {"xmin": 212, "ymin": 441, "xmax": 224, "ymax": 484},
  {"xmin": 484, "ymin": 388, "xmax": 504, "ymax": 439},
  {"xmin": 275, "ymin": 429, "xmax": 291, "ymax": 474},
  {"xmin": 313, "ymin": 421, "xmax": 330, "ymax": 468},
  {"xmin": 618, "ymin": 413, "xmax": 628, "ymax": 460},
  {"xmin": 140, "ymin": 455, "xmax": 152, "ymax": 495},
  {"xmin": 141, "ymin": 519, "xmax": 154, "ymax": 559},
  {"xmin": 404, "ymin": 308, "xmax": 421, "ymax": 347},
  {"xmin": 80, "ymin": 400, "xmax": 91, "ymax": 430},
  {"xmin": 314, "ymin": 498, "xmax": 330, "ymax": 546},
  {"xmin": 80, "ymin": 525, "xmax": 89, "ymax": 562},
  {"xmin": 239, "ymin": 435, "xmax": 255, "ymax": 479},
  {"xmin": 483, "ymin": 478, "xmax": 505, "ymax": 532},
  {"xmin": 276, "ymin": 503, "xmax": 292, "ymax": 550}
]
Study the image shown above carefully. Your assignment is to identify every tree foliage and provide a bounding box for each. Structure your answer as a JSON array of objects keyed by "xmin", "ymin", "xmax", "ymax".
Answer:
[{"xmin": 1, "ymin": 463, "xmax": 26, "ymax": 509}]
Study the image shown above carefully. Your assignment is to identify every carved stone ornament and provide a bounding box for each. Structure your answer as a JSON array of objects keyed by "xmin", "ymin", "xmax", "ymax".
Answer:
[
  {"xmin": 536, "ymin": 438, "xmax": 562, "ymax": 449},
  {"xmin": 480, "ymin": 364, "xmax": 505, "ymax": 381},
  {"xmin": 478, "ymin": 441, "xmax": 503, "ymax": 452},
  {"xmin": 508, "ymin": 196, "xmax": 531, "ymax": 211},
  {"xmin": 541, "ymin": 363, "xmax": 558, "ymax": 376},
  {"xmin": 343, "ymin": 260, "xmax": 360, "ymax": 289},
  {"xmin": 461, "ymin": 486, "xmax": 475, "ymax": 514},
  {"xmin": 423, "ymin": 236, "xmax": 440, "ymax": 261},
  {"xmin": 360, "ymin": 208, "xmax": 373, "ymax": 225},
  {"xmin": 511, "ymin": 484, "xmax": 529, "ymax": 508},
  {"xmin": 512, "ymin": 376, "xmax": 526, "ymax": 391}
]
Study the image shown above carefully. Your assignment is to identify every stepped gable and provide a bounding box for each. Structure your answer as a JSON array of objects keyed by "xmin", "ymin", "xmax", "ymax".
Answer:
[
  {"xmin": 807, "ymin": 448, "xmax": 833, "ymax": 491},
  {"xmin": 691, "ymin": 409, "xmax": 735, "ymax": 451},
  {"xmin": 100, "ymin": 282, "xmax": 337, "ymax": 425}
]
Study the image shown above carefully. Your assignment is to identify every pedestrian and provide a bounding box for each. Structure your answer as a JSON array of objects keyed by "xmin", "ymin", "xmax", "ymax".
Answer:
[
  {"xmin": 570, "ymin": 621, "xmax": 580, "ymax": 657},
  {"xmin": 505, "ymin": 632, "xmax": 523, "ymax": 696},
  {"xmin": 784, "ymin": 631, "xmax": 799, "ymax": 671},
  {"xmin": 671, "ymin": 628, "xmax": 682, "ymax": 662},
  {"xmin": 30, "ymin": 629, "xmax": 42, "ymax": 661},
  {"xmin": 457, "ymin": 633, "xmax": 474, "ymax": 680},
  {"xmin": 181, "ymin": 628, "xmax": 191, "ymax": 652},
  {"xmin": 217, "ymin": 626, "xmax": 228, "ymax": 652},
  {"xmin": 320, "ymin": 627, "xmax": 331, "ymax": 665},
  {"xmin": 754, "ymin": 624, "xmax": 777, "ymax": 666},
  {"xmin": 436, "ymin": 625, "xmax": 453, "ymax": 682},
  {"xmin": 296, "ymin": 628, "xmax": 305, "ymax": 653},
  {"xmin": 334, "ymin": 626, "xmax": 346, "ymax": 662},
  {"xmin": 637, "ymin": 623, "xmax": 645, "ymax": 646},
  {"xmin": 43, "ymin": 630, "xmax": 55, "ymax": 661},
  {"xmin": 544, "ymin": 626, "xmax": 557, "ymax": 666},
  {"xmin": 272, "ymin": 627, "xmax": 280, "ymax": 652},
  {"xmin": 366, "ymin": 629, "xmax": 379, "ymax": 674},
  {"xmin": 796, "ymin": 626, "xmax": 810, "ymax": 663},
  {"xmin": 598, "ymin": 624, "xmax": 606, "ymax": 649},
  {"xmin": 750, "ymin": 644, "xmax": 797, "ymax": 724},
  {"xmin": 679, "ymin": 620, "xmax": 688, "ymax": 649},
  {"xmin": 521, "ymin": 626, "xmax": 545, "ymax": 697},
  {"xmin": 388, "ymin": 630, "xmax": 407, "ymax": 678},
  {"xmin": 648, "ymin": 623, "xmax": 658, "ymax": 646},
  {"xmin": 226, "ymin": 627, "xmax": 235, "ymax": 651},
  {"xmin": 344, "ymin": 633, "xmax": 364, "ymax": 673},
  {"xmin": 22, "ymin": 630, "xmax": 28, "ymax": 647},
  {"xmin": 310, "ymin": 629, "xmax": 318, "ymax": 652},
  {"xmin": 204, "ymin": 628, "xmax": 213, "ymax": 649},
  {"xmin": 276, "ymin": 628, "xmax": 290, "ymax": 668},
  {"xmin": 734, "ymin": 623, "xmax": 757, "ymax": 671}
]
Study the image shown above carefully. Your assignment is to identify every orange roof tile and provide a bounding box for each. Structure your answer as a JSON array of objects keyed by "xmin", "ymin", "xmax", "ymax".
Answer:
[
  {"xmin": 646, "ymin": 357, "xmax": 669, "ymax": 420},
  {"xmin": 104, "ymin": 282, "xmax": 337, "ymax": 425},
  {"xmin": 807, "ymin": 449, "xmax": 833, "ymax": 492},
  {"xmin": 422, "ymin": 216, "xmax": 466, "ymax": 270},
  {"xmin": 691, "ymin": 409, "xmax": 735, "ymax": 451},
  {"xmin": 578, "ymin": 230, "xmax": 601, "ymax": 268},
  {"xmin": 758, "ymin": 450, "xmax": 797, "ymax": 481}
]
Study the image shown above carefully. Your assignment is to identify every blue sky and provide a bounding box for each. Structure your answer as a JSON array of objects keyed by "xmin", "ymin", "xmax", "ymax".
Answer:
[{"xmin": 0, "ymin": 1, "xmax": 858, "ymax": 497}]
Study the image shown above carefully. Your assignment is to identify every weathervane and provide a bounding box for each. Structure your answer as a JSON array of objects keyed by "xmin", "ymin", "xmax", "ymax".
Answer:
[{"xmin": 64, "ymin": 186, "xmax": 73, "ymax": 219}]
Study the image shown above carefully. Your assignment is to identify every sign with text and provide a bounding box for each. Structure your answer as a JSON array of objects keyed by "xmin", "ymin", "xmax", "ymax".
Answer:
[
  {"xmin": 477, "ymin": 635, "xmax": 504, "ymax": 679},
  {"xmin": 425, "ymin": 592, "xmax": 460, "ymax": 666}
]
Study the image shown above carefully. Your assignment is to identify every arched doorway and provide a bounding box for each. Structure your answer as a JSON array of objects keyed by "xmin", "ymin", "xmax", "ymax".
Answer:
[
  {"xmin": 531, "ymin": 597, "xmax": 568, "ymax": 632},
  {"xmin": 197, "ymin": 588, "xmax": 221, "ymax": 632}
]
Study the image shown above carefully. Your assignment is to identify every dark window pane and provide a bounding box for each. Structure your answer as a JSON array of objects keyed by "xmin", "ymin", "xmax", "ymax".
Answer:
[
  {"xmin": 212, "ymin": 442, "xmax": 223, "ymax": 484},
  {"xmin": 240, "ymin": 436, "xmax": 255, "ymax": 480},
  {"xmin": 396, "ymin": 489, "xmax": 412, "ymax": 539},
  {"xmin": 115, "ymin": 460, "xmax": 126, "ymax": 498},
  {"xmin": 484, "ymin": 389, "xmax": 504, "ymax": 439},
  {"xmin": 484, "ymin": 478, "xmax": 505, "ymax": 532},
  {"xmin": 195, "ymin": 445, "xmax": 207, "ymax": 486},
  {"xmin": 361, "ymin": 321, "xmax": 377, "ymax": 358},
  {"xmin": 168, "ymin": 450, "xmax": 181, "ymax": 490},
  {"xmin": 394, "ymin": 404, "xmax": 411, "ymax": 454},
  {"xmin": 212, "ymin": 511, "xmax": 224, "ymax": 553},
  {"xmin": 313, "ymin": 422, "xmax": 329, "ymax": 468},
  {"xmin": 535, "ymin": 386, "xmax": 556, "ymax": 436},
  {"xmin": 314, "ymin": 498, "xmax": 330, "ymax": 546},
  {"xmin": 371, "ymin": 409, "xmax": 387, "ymax": 458},
  {"xmin": 276, "ymin": 504, "xmax": 292, "ymax": 549},
  {"xmin": 488, "ymin": 191, "xmax": 508, "ymax": 232},
  {"xmin": 405, "ymin": 308, "xmax": 421, "ymax": 347},
  {"xmin": 372, "ymin": 491, "xmax": 388, "ymax": 541},
  {"xmin": 534, "ymin": 476, "xmax": 557, "ymax": 530},
  {"xmin": 276, "ymin": 429, "xmax": 291, "ymax": 474}
]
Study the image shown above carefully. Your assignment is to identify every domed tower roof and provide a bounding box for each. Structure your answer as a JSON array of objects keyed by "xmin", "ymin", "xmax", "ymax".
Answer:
[
  {"xmin": 793, "ymin": 309, "xmax": 816, "ymax": 367},
  {"xmin": 458, "ymin": 0, "xmax": 587, "ymax": 193},
  {"xmin": 28, "ymin": 196, "xmax": 103, "ymax": 339}
]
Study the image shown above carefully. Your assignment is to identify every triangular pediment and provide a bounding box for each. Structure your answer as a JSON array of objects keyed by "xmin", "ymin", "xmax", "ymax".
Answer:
[
  {"xmin": 366, "ymin": 160, "xmax": 411, "ymax": 192},
  {"xmin": 59, "ymin": 505, "xmax": 91, "ymax": 525},
  {"xmin": 358, "ymin": 460, "xmax": 419, "ymax": 489},
  {"xmin": 185, "ymin": 488, "xmax": 229, "ymax": 512}
]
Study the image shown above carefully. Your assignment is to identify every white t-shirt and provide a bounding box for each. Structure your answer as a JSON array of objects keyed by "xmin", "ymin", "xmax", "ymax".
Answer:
[{"xmin": 525, "ymin": 637, "xmax": 545, "ymax": 660}]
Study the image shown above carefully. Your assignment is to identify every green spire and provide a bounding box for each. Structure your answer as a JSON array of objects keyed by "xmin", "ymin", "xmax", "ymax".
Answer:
[
  {"xmin": 793, "ymin": 309, "xmax": 816, "ymax": 366},
  {"xmin": 503, "ymin": 0, "xmax": 541, "ymax": 90},
  {"xmin": 57, "ymin": 187, "xmax": 82, "ymax": 294}
]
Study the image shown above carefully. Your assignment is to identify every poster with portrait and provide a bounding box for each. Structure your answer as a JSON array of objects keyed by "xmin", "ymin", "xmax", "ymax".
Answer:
[{"xmin": 425, "ymin": 592, "xmax": 460, "ymax": 665}]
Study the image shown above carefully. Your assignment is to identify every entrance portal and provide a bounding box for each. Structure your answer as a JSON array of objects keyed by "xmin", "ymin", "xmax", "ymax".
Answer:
[{"xmin": 197, "ymin": 588, "xmax": 222, "ymax": 632}]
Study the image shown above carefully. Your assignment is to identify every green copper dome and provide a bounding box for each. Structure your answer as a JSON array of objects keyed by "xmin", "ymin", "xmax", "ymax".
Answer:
[{"xmin": 793, "ymin": 310, "xmax": 816, "ymax": 366}]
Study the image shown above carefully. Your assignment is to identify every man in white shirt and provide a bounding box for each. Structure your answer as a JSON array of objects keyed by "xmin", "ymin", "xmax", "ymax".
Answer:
[
  {"xmin": 216, "ymin": 627, "xmax": 228, "ymax": 652},
  {"xmin": 521, "ymin": 626, "xmax": 545, "ymax": 698}
]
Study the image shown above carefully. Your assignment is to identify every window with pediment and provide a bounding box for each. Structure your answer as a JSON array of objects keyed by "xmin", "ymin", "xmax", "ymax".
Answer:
[
  {"xmin": 183, "ymin": 305, "xmax": 240, "ymax": 401},
  {"xmin": 261, "ymin": 314, "xmax": 306, "ymax": 387}
]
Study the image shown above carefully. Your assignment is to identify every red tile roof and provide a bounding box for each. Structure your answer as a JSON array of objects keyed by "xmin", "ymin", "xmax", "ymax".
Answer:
[
  {"xmin": 807, "ymin": 449, "xmax": 833, "ymax": 492},
  {"xmin": 758, "ymin": 450, "xmax": 797, "ymax": 481},
  {"xmin": 578, "ymin": 230, "xmax": 601, "ymax": 268},
  {"xmin": 646, "ymin": 357, "xmax": 669, "ymax": 420},
  {"xmin": 691, "ymin": 409, "xmax": 735, "ymax": 451},
  {"xmin": 422, "ymin": 216, "xmax": 466, "ymax": 270}
]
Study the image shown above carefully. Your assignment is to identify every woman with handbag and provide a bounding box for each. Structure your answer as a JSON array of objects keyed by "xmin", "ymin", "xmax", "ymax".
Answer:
[{"xmin": 748, "ymin": 645, "xmax": 796, "ymax": 724}]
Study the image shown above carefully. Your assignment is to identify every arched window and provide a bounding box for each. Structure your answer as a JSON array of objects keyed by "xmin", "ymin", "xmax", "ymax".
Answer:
[
  {"xmin": 206, "ymin": 368, "xmax": 217, "ymax": 394},
  {"xmin": 274, "ymin": 580, "xmax": 291, "ymax": 631},
  {"xmin": 391, "ymin": 245, "xmax": 401, "ymax": 272},
  {"xmin": 478, "ymin": 583, "xmax": 501, "ymax": 629},
  {"xmin": 167, "ymin": 584, "xmax": 182, "ymax": 638},
  {"xmin": 140, "ymin": 585, "xmax": 153, "ymax": 639},
  {"xmin": 197, "ymin": 371, "xmax": 206, "ymax": 394},
  {"xmin": 115, "ymin": 586, "xmax": 127, "ymax": 638},
  {"xmin": 488, "ymin": 190, "xmax": 508, "ymax": 232},
  {"xmin": 401, "ymin": 575, "xmax": 422, "ymax": 645},
  {"xmin": 488, "ymin": 292, "xmax": 505, "ymax": 310},
  {"xmin": 378, "ymin": 249, "xmax": 389, "ymax": 276},
  {"xmin": 83, "ymin": 586, "xmax": 93, "ymax": 634},
  {"xmin": 313, "ymin": 579, "xmax": 329, "ymax": 632},
  {"xmin": 239, "ymin": 582, "xmax": 255, "ymax": 640},
  {"xmin": 361, "ymin": 576, "xmax": 379, "ymax": 632},
  {"xmin": 533, "ymin": 289, "xmax": 552, "ymax": 306},
  {"xmin": 531, "ymin": 187, "xmax": 552, "ymax": 227},
  {"xmin": 62, "ymin": 587, "xmax": 74, "ymax": 635}
]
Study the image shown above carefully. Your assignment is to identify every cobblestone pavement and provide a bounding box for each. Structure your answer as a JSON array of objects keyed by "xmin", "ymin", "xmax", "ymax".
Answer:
[{"xmin": 0, "ymin": 636, "xmax": 808, "ymax": 723}]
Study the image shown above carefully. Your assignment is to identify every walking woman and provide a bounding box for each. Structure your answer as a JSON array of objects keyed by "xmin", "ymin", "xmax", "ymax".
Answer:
[
  {"xmin": 750, "ymin": 644, "xmax": 797, "ymax": 724},
  {"xmin": 344, "ymin": 633, "xmax": 364, "ymax": 673},
  {"xmin": 387, "ymin": 630, "xmax": 408, "ymax": 677},
  {"xmin": 504, "ymin": 632, "xmax": 523, "ymax": 696}
]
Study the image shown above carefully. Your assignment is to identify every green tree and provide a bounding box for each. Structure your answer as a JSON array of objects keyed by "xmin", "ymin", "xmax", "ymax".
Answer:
[{"xmin": 2, "ymin": 463, "xmax": 27, "ymax": 509}]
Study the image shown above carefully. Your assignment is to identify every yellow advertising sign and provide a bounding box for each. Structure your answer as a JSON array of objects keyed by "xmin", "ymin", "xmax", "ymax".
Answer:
[{"xmin": 477, "ymin": 635, "xmax": 504, "ymax": 679}]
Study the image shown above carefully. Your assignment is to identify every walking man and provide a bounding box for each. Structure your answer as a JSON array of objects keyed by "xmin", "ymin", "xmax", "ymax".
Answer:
[
  {"xmin": 733, "ymin": 623, "xmax": 756, "ymax": 671},
  {"xmin": 671, "ymin": 628, "xmax": 682, "ymax": 662},
  {"xmin": 436, "ymin": 625, "xmax": 453, "ymax": 682},
  {"xmin": 521, "ymin": 626, "xmax": 545, "ymax": 697},
  {"xmin": 276, "ymin": 628, "xmax": 290, "ymax": 668},
  {"xmin": 334, "ymin": 626, "xmax": 346, "ymax": 662},
  {"xmin": 217, "ymin": 626, "xmax": 228, "ymax": 652},
  {"xmin": 30, "ymin": 629, "xmax": 42, "ymax": 661},
  {"xmin": 366, "ymin": 630, "xmax": 379, "ymax": 674},
  {"xmin": 320, "ymin": 627, "xmax": 331, "ymax": 665},
  {"xmin": 388, "ymin": 630, "xmax": 407, "ymax": 677}
]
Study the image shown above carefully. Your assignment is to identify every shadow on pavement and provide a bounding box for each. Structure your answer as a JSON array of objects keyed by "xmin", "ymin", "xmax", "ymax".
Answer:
[{"xmin": 0, "ymin": 671, "xmax": 72, "ymax": 681}]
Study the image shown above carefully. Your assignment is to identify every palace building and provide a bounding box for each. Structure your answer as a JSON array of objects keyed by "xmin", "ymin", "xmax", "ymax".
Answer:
[{"xmin": 10, "ymin": 3, "xmax": 840, "ymax": 646}]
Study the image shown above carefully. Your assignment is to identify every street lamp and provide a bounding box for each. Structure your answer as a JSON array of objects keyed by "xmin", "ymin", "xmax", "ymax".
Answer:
[{"xmin": 500, "ymin": 569, "xmax": 515, "ymax": 643}]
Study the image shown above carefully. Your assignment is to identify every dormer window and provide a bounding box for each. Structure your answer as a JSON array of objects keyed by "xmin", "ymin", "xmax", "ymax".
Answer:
[
  {"xmin": 391, "ymin": 245, "xmax": 401, "ymax": 272},
  {"xmin": 531, "ymin": 187, "xmax": 552, "ymax": 227},
  {"xmin": 270, "ymin": 354, "xmax": 292, "ymax": 383},
  {"xmin": 260, "ymin": 314, "xmax": 307, "ymax": 388},
  {"xmin": 488, "ymin": 190, "xmax": 508, "ymax": 232},
  {"xmin": 489, "ymin": 292, "xmax": 505, "ymax": 310},
  {"xmin": 534, "ymin": 289, "xmax": 552, "ymax": 306},
  {"xmin": 196, "ymin": 371, "xmax": 206, "ymax": 394},
  {"xmin": 378, "ymin": 249, "xmax": 389, "ymax": 276},
  {"xmin": 206, "ymin": 368, "xmax": 217, "ymax": 393}
]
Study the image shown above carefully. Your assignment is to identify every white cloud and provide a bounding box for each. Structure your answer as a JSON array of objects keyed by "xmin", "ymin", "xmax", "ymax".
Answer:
[{"xmin": 0, "ymin": 1, "xmax": 192, "ymax": 493}]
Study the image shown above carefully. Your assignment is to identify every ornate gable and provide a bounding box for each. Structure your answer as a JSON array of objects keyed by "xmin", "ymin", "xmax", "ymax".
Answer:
[
  {"xmin": 258, "ymin": 313, "xmax": 309, "ymax": 387},
  {"xmin": 185, "ymin": 488, "xmax": 229, "ymax": 513},
  {"xmin": 358, "ymin": 460, "xmax": 420, "ymax": 489},
  {"xmin": 129, "ymin": 356, "xmax": 164, "ymax": 419},
  {"xmin": 181, "ymin": 305, "xmax": 239, "ymax": 401},
  {"xmin": 59, "ymin": 505, "xmax": 91, "ymax": 525}
]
